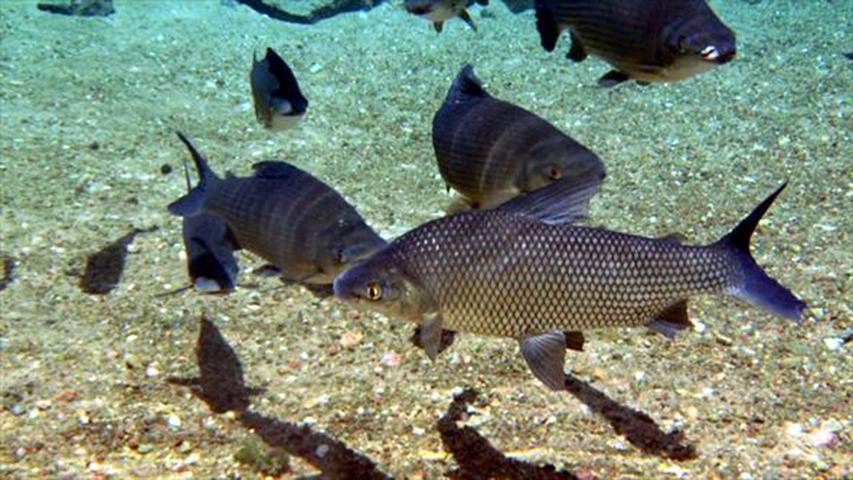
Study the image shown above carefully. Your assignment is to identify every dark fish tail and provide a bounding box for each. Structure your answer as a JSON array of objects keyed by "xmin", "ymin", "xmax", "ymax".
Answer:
[
  {"xmin": 534, "ymin": 0, "xmax": 560, "ymax": 52},
  {"xmin": 448, "ymin": 65, "xmax": 488, "ymax": 103},
  {"xmin": 718, "ymin": 182, "xmax": 806, "ymax": 320},
  {"xmin": 168, "ymin": 132, "xmax": 219, "ymax": 217}
]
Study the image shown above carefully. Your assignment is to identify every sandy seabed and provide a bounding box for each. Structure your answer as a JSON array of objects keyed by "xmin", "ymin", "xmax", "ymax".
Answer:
[{"xmin": 1, "ymin": 0, "xmax": 851, "ymax": 478}]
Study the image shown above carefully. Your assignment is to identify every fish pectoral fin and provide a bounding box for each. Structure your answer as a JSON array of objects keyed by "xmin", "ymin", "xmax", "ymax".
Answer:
[
  {"xmin": 520, "ymin": 332, "xmax": 567, "ymax": 391},
  {"xmin": 433, "ymin": 21, "xmax": 443, "ymax": 33},
  {"xmin": 567, "ymin": 32, "xmax": 587, "ymax": 62},
  {"xmin": 597, "ymin": 70, "xmax": 632, "ymax": 88},
  {"xmin": 647, "ymin": 301, "xmax": 693, "ymax": 339},
  {"xmin": 420, "ymin": 313, "xmax": 445, "ymax": 360},
  {"xmin": 410, "ymin": 324, "xmax": 457, "ymax": 355},
  {"xmin": 564, "ymin": 331, "xmax": 585, "ymax": 351},
  {"xmin": 458, "ymin": 9, "xmax": 477, "ymax": 31}
]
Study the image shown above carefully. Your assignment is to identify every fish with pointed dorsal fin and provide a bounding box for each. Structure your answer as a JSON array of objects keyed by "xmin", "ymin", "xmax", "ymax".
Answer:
[
  {"xmin": 334, "ymin": 179, "xmax": 805, "ymax": 391},
  {"xmin": 250, "ymin": 48, "xmax": 308, "ymax": 131},
  {"xmin": 535, "ymin": 0, "xmax": 736, "ymax": 87},
  {"xmin": 168, "ymin": 133, "xmax": 386, "ymax": 289},
  {"xmin": 433, "ymin": 65, "xmax": 605, "ymax": 210},
  {"xmin": 405, "ymin": 0, "xmax": 489, "ymax": 33}
]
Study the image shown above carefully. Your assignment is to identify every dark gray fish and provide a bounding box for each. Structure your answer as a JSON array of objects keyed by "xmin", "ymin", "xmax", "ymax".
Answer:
[
  {"xmin": 433, "ymin": 65, "xmax": 605, "ymax": 210},
  {"xmin": 251, "ymin": 48, "xmax": 308, "ymax": 131},
  {"xmin": 79, "ymin": 226, "xmax": 157, "ymax": 295},
  {"xmin": 334, "ymin": 178, "xmax": 805, "ymax": 390},
  {"xmin": 535, "ymin": 0, "xmax": 737, "ymax": 86},
  {"xmin": 0, "ymin": 254, "xmax": 15, "ymax": 292},
  {"xmin": 178, "ymin": 159, "xmax": 240, "ymax": 294},
  {"xmin": 37, "ymin": 0, "xmax": 115, "ymax": 17},
  {"xmin": 168, "ymin": 132, "xmax": 387, "ymax": 287},
  {"xmin": 405, "ymin": 0, "xmax": 488, "ymax": 33}
]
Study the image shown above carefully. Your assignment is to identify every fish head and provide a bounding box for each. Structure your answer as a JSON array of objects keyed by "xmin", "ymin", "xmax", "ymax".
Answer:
[
  {"xmin": 666, "ymin": 18, "xmax": 737, "ymax": 66},
  {"xmin": 521, "ymin": 141, "xmax": 606, "ymax": 193},
  {"xmin": 333, "ymin": 253, "xmax": 429, "ymax": 322}
]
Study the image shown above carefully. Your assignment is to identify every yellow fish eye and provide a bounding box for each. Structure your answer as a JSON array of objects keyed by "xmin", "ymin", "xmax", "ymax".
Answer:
[
  {"xmin": 366, "ymin": 282, "xmax": 383, "ymax": 301},
  {"xmin": 549, "ymin": 166, "xmax": 562, "ymax": 180}
]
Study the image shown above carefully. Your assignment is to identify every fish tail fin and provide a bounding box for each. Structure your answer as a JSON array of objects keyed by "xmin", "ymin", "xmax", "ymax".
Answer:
[
  {"xmin": 168, "ymin": 132, "xmax": 218, "ymax": 217},
  {"xmin": 534, "ymin": 0, "xmax": 560, "ymax": 52},
  {"xmin": 448, "ymin": 65, "xmax": 488, "ymax": 102},
  {"xmin": 717, "ymin": 182, "xmax": 806, "ymax": 320}
]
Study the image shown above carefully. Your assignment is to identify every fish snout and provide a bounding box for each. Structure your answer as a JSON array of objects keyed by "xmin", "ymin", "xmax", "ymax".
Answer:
[{"xmin": 701, "ymin": 44, "xmax": 737, "ymax": 64}]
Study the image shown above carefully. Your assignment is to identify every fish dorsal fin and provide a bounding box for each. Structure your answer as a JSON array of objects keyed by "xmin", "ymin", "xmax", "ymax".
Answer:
[
  {"xmin": 647, "ymin": 300, "xmax": 693, "ymax": 339},
  {"xmin": 520, "ymin": 332, "xmax": 566, "ymax": 391},
  {"xmin": 251, "ymin": 161, "xmax": 300, "ymax": 179},
  {"xmin": 497, "ymin": 175, "xmax": 604, "ymax": 225},
  {"xmin": 448, "ymin": 65, "xmax": 488, "ymax": 103}
]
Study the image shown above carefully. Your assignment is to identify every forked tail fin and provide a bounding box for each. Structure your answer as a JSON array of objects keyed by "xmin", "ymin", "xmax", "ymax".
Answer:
[
  {"xmin": 168, "ymin": 132, "xmax": 219, "ymax": 217},
  {"xmin": 717, "ymin": 182, "xmax": 806, "ymax": 320}
]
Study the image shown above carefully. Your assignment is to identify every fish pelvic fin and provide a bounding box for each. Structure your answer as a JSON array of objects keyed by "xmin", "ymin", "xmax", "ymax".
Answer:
[
  {"xmin": 534, "ymin": 0, "xmax": 560, "ymax": 52},
  {"xmin": 717, "ymin": 182, "xmax": 806, "ymax": 321},
  {"xmin": 647, "ymin": 300, "xmax": 692, "ymax": 339},
  {"xmin": 168, "ymin": 132, "xmax": 219, "ymax": 217}
]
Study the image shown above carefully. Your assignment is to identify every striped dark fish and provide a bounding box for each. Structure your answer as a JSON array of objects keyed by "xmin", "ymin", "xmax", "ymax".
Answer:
[
  {"xmin": 334, "ymin": 178, "xmax": 805, "ymax": 390},
  {"xmin": 169, "ymin": 132, "xmax": 387, "ymax": 287},
  {"xmin": 433, "ymin": 65, "xmax": 605, "ymax": 210},
  {"xmin": 535, "ymin": 0, "xmax": 737, "ymax": 86}
]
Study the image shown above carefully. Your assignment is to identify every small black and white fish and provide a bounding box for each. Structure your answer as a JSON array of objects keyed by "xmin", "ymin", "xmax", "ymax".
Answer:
[
  {"xmin": 405, "ymin": 0, "xmax": 489, "ymax": 33},
  {"xmin": 334, "ymin": 179, "xmax": 805, "ymax": 391},
  {"xmin": 535, "ymin": 0, "xmax": 737, "ymax": 86},
  {"xmin": 433, "ymin": 65, "xmax": 605, "ymax": 210},
  {"xmin": 250, "ymin": 48, "xmax": 308, "ymax": 131},
  {"xmin": 169, "ymin": 133, "xmax": 386, "ymax": 289}
]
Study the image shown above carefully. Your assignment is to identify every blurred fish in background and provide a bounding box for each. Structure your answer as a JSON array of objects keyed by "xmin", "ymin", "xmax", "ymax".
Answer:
[
  {"xmin": 433, "ymin": 65, "xmax": 605, "ymax": 210},
  {"xmin": 168, "ymin": 133, "xmax": 386, "ymax": 296},
  {"xmin": 250, "ymin": 47, "xmax": 308, "ymax": 131},
  {"xmin": 404, "ymin": 0, "xmax": 489, "ymax": 33},
  {"xmin": 535, "ymin": 0, "xmax": 737, "ymax": 86}
]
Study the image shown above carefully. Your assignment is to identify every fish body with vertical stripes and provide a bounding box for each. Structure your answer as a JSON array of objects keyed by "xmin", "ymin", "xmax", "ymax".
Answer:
[
  {"xmin": 168, "ymin": 132, "xmax": 386, "ymax": 287},
  {"xmin": 334, "ymin": 178, "xmax": 805, "ymax": 390},
  {"xmin": 433, "ymin": 65, "xmax": 605, "ymax": 210},
  {"xmin": 535, "ymin": 0, "xmax": 737, "ymax": 86}
]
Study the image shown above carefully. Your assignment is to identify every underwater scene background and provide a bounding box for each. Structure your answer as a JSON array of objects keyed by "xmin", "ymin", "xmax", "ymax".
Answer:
[{"xmin": 1, "ymin": 0, "xmax": 851, "ymax": 478}]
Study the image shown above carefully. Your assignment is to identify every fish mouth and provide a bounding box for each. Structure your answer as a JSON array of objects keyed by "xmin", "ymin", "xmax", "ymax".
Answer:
[{"xmin": 700, "ymin": 45, "xmax": 736, "ymax": 64}]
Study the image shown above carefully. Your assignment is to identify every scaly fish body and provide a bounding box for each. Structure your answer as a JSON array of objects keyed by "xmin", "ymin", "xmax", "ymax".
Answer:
[
  {"xmin": 535, "ymin": 0, "xmax": 736, "ymax": 86},
  {"xmin": 335, "ymin": 179, "xmax": 805, "ymax": 390},
  {"xmin": 169, "ymin": 133, "xmax": 386, "ymax": 286},
  {"xmin": 433, "ymin": 65, "xmax": 605, "ymax": 209}
]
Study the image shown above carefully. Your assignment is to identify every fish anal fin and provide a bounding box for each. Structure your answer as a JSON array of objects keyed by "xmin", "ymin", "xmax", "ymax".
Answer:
[
  {"xmin": 458, "ymin": 9, "xmax": 477, "ymax": 31},
  {"xmin": 567, "ymin": 32, "xmax": 587, "ymax": 62},
  {"xmin": 647, "ymin": 301, "xmax": 692, "ymax": 339},
  {"xmin": 520, "ymin": 332, "xmax": 566, "ymax": 391},
  {"xmin": 564, "ymin": 331, "xmax": 585, "ymax": 351},
  {"xmin": 598, "ymin": 70, "xmax": 631, "ymax": 88}
]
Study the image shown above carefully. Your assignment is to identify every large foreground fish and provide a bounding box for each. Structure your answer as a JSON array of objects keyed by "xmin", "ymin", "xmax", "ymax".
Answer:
[
  {"xmin": 433, "ymin": 65, "xmax": 605, "ymax": 209},
  {"xmin": 535, "ymin": 0, "xmax": 737, "ymax": 86},
  {"xmin": 334, "ymin": 178, "xmax": 806, "ymax": 390},
  {"xmin": 250, "ymin": 48, "xmax": 308, "ymax": 131},
  {"xmin": 169, "ymin": 133, "xmax": 386, "ymax": 289}
]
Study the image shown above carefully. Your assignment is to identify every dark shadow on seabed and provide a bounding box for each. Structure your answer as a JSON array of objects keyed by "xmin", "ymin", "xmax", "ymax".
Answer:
[{"xmin": 169, "ymin": 317, "xmax": 695, "ymax": 478}]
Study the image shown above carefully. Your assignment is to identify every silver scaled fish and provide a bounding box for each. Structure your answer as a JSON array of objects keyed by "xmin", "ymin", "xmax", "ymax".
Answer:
[
  {"xmin": 169, "ymin": 132, "xmax": 386, "ymax": 290},
  {"xmin": 433, "ymin": 65, "xmax": 605, "ymax": 210},
  {"xmin": 250, "ymin": 48, "xmax": 308, "ymax": 131},
  {"xmin": 535, "ymin": 0, "xmax": 737, "ymax": 86},
  {"xmin": 405, "ymin": 0, "xmax": 489, "ymax": 33},
  {"xmin": 334, "ymin": 178, "xmax": 806, "ymax": 390}
]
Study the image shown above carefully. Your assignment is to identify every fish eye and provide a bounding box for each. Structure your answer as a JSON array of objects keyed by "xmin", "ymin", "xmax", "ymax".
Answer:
[
  {"xmin": 548, "ymin": 166, "xmax": 562, "ymax": 180},
  {"xmin": 365, "ymin": 282, "xmax": 383, "ymax": 301}
]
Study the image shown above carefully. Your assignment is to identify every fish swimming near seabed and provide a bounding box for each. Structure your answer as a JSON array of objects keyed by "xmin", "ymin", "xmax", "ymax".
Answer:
[
  {"xmin": 334, "ymin": 178, "xmax": 806, "ymax": 391},
  {"xmin": 535, "ymin": 0, "xmax": 737, "ymax": 86},
  {"xmin": 250, "ymin": 48, "xmax": 308, "ymax": 131},
  {"xmin": 168, "ymin": 132, "xmax": 387, "ymax": 289},
  {"xmin": 405, "ymin": 0, "xmax": 489, "ymax": 33},
  {"xmin": 433, "ymin": 65, "xmax": 605, "ymax": 210}
]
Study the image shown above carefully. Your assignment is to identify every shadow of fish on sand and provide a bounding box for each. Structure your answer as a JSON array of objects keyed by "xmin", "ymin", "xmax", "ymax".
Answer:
[
  {"xmin": 77, "ymin": 226, "xmax": 158, "ymax": 295},
  {"xmin": 168, "ymin": 317, "xmax": 393, "ymax": 480}
]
